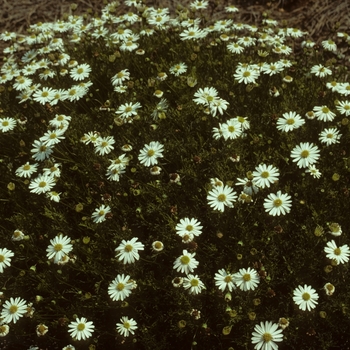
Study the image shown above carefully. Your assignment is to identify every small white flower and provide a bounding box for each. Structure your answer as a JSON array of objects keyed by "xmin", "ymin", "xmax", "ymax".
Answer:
[
  {"xmin": 116, "ymin": 316, "xmax": 137, "ymax": 337},
  {"xmin": 263, "ymin": 191, "xmax": 292, "ymax": 216},
  {"xmin": 293, "ymin": 284, "xmax": 319, "ymax": 311},
  {"xmin": 68, "ymin": 317, "xmax": 95, "ymax": 341},
  {"xmin": 115, "ymin": 237, "xmax": 144, "ymax": 264}
]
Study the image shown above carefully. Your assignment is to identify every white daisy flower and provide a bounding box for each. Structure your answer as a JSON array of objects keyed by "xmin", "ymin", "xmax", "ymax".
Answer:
[
  {"xmin": 0, "ymin": 117, "xmax": 17, "ymax": 132},
  {"xmin": 319, "ymin": 127, "xmax": 341, "ymax": 146},
  {"xmin": 214, "ymin": 268, "xmax": 236, "ymax": 292},
  {"xmin": 138, "ymin": 141, "xmax": 164, "ymax": 167},
  {"xmin": 176, "ymin": 218, "xmax": 203, "ymax": 237},
  {"xmin": 116, "ymin": 101, "xmax": 141, "ymax": 119},
  {"xmin": 169, "ymin": 62, "xmax": 187, "ymax": 76},
  {"xmin": 29, "ymin": 174, "xmax": 56, "ymax": 194},
  {"xmin": 183, "ymin": 274, "xmax": 205, "ymax": 295},
  {"xmin": 0, "ymin": 248, "xmax": 14, "ymax": 273},
  {"xmin": 207, "ymin": 185, "xmax": 237, "ymax": 212},
  {"xmin": 313, "ymin": 105, "xmax": 336, "ymax": 122},
  {"xmin": 68, "ymin": 317, "xmax": 95, "ymax": 341},
  {"xmin": 221, "ymin": 119, "xmax": 242, "ymax": 140},
  {"xmin": 0, "ymin": 297, "xmax": 28, "ymax": 324},
  {"xmin": 108, "ymin": 274, "xmax": 136, "ymax": 301},
  {"xmin": 173, "ymin": 249, "xmax": 199, "ymax": 274},
  {"xmin": 252, "ymin": 164, "xmax": 280, "ymax": 189},
  {"xmin": 305, "ymin": 165, "xmax": 322, "ymax": 179},
  {"xmin": 263, "ymin": 191, "xmax": 292, "ymax": 216},
  {"xmin": 324, "ymin": 240, "xmax": 350, "ymax": 264},
  {"xmin": 310, "ymin": 64, "xmax": 332, "ymax": 77},
  {"xmin": 115, "ymin": 237, "xmax": 144, "ymax": 264},
  {"xmin": 251, "ymin": 321, "xmax": 283, "ymax": 350},
  {"xmin": 46, "ymin": 234, "xmax": 73, "ymax": 264},
  {"xmin": 94, "ymin": 136, "xmax": 115, "ymax": 156},
  {"xmin": 234, "ymin": 267, "xmax": 260, "ymax": 291},
  {"xmin": 40, "ymin": 129, "xmax": 65, "ymax": 147},
  {"xmin": 290, "ymin": 142, "xmax": 320, "ymax": 168},
  {"xmin": 336, "ymin": 100, "xmax": 350, "ymax": 116},
  {"xmin": 234, "ymin": 66, "xmax": 260, "ymax": 84},
  {"xmin": 293, "ymin": 284, "xmax": 319, "ymax": 311},
  {"xmin": 276, "ymin": 111, "xmax": 305, "ymax": 132},
  {"xmin": 91, "ymin": 204, "xmax": 111, "ymax": 223},
  {"xmin": 322, "ymin": 39, "xmax": 337, "ymax": 52},
  {"xmin": 116, "ymin": 316, "xmax": 137, "ymax": 337},
  {"xmin": 15, "ymin": 162, "xmax": 39, "ymax": 178}
]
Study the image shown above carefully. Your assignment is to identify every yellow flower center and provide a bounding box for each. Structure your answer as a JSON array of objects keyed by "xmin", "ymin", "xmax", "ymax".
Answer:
[
  {"xmin": 322, "ymin": 107, "xmax": 330, "ymax": 113},
  {"xmin": 77, "ymin": 68, "xmax": 84, "ymax": 74},
  {"xmin": 180, "ymin": 255, "xmax": 190, "ymax": 265},
  {"xmin": 124, "ymin": 244, "xmax": 133, "ymax": 252},
  {"xmin": 286, "ymin": 118, "xmax": 295, "ymax": 125},
  {"xmin": 263, "ymin": 333, "xmax": 273, "ymax": 342},
  {"xmin": 54, "ymin": 243, "xmax": 63, "ymax": 252},
  {"xmin": 273, "ymin": 199, "xmax": 282, "ymax": 207},
  {"xmin": 261, "ymin": 171, "xmax": 269, "ymax": 178},
  {"xmin": 185, "ymin": 225, "xmax": 193, "ymax": 232},
  {"xmin": 39, "ymin": 181, "xmax": 47, "ymax": 188},
  {"xmin": 9, "ymin": 305, "xmax": 18, "ymax": 314},
  {"xmin": 190, "ymin": 279, "xmax": 199, "ymax": 287},
  {"xmin": 224, "ymin": 275, "xmax": 232, "ymax": 283},
  {"xmin": 228, "ymin": 126, "xmax": 235, "ymax": 132},
  {"xmin": 23, "ymin": 164, "xmax": 31, "ymax": 171},
  {"xmin": 147, "ymin": 149, "xmax": 155, "ymax": 157},
  {"xmin": 123, "ymin": 321, "xmax": 130, "ymax": 329},
  {"xmin": 42, "ymin": 91, "xmax": 49, "ymax": 97},
  {"xmin": 243, "ymin": 273, "xmax": 251, "ymax": 281},
  {"xmin": 217, "ymin": 194, "xmax": 226, "ymax": 202},
  {"xmin": 77, "ymin": 323, "xmax": 85, "ymax": 331},
  {"xmin": 243, "ymin": 71, "xmax": 251, "ymax": 77},
  {"xmin": 0, "ymin": 255, "xmax": 4, "ymax": 262},
  {"xmin": 334, "ymin": 248, "xmax": 341, "ymax": 255},
  {"xmin": 117, "ymin": 283, "xmax": 125, "ymax": 291},
  {"xmin": 302, "ymin": 292, "xmax": 310, "ymax": 301},
  {"xmin": 300, "ymin": 150, "xmax": 309, "ymax": 158}
]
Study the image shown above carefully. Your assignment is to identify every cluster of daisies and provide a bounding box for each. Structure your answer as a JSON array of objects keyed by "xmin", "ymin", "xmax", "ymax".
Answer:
[{"xmin": 0, "ymin": 0, "xmax": 350, "ymax": 348}]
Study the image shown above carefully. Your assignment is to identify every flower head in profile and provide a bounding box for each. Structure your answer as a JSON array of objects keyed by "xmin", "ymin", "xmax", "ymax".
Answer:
[
  {"xmin": 1, "ymin": 297, "xmax": 28, "ymax": 324},
  {"xmin": 115, "ymin": 237, "xmax": 144, "ymax": 264},
  {"xmin": 324, "ymin": 240, "xmax": 350, "ymax": 264},
  {"xmin": 116, "ymin": 316, "xmax": 137, "ymax": 337},
  {"xmin": 138, "ymin": 141, "xmax": 164, "ymax": 167},
  {"xmin": 264, "ymin": 191, "xmax": 292, "ymax": 216},
  {"xmin": 293, "ymin": 284, "xmax": 319, "ymax": 311},
  {"xmin": 290, "ymin": 142, "xmax": 320, "ymax": 168},
  {"xmin": 324, "ymin": 282, "xmax": 335, "ymax": 296},
  {"xmin": 251, "ymin": 321, "xmax": 283, "ymax": 350},
  {"xmin": 207, "ymin": 185, "xmax": 237, "ymax": 212},
  {"xmin": 0, "ymin": 248, "xmax": 14, "ymax": 273},
  {"xmin": 173, "ymin": 249, "xmax": 199, "ymax": 274},
  {"xmin": 234, "ymin": 267, "xmax": 260, "ymax": 291},
  {"xmin": 68, "ymin": 317, "xmax": 95, "ymax": 341}
]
